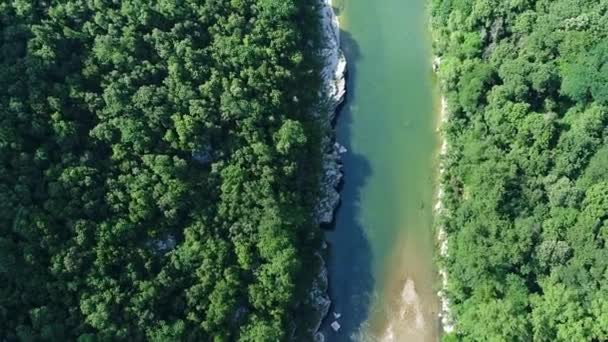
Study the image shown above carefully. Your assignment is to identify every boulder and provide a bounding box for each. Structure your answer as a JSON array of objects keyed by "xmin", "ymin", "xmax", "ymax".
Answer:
[
  {"xmin": 335, "ymin": 142, "xmax": 348, "ymax": 154},
  {"xmin": 331, "ymin": 321, "xmax": 341, "ymax": 332}
]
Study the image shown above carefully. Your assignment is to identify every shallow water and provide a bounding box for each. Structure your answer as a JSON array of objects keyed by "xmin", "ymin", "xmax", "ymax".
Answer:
[{"xmin": 323, "ymin": 0, "xmax": 442, "ymax": 340}]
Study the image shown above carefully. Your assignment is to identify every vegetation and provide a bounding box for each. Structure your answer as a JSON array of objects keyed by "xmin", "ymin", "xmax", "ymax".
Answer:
[
  {"xmin": 0, "ymin": 0, "xmax": 324, "ymax": 340},
  {"xmin": 432, "ymin": 0, "xmax": 608, "ymax": 340}
]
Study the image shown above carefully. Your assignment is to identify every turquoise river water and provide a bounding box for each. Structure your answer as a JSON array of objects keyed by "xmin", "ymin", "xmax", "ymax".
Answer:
[{"xmin": 322, "ymin": 0, "xmax": 443, "ymax": 340}]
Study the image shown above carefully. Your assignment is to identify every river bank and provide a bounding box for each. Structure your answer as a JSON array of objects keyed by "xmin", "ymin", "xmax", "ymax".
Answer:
[
  {"xmin": 433, "ymin": 56, "xmax": 454, "ymax": 334},
  {"xmin": 307, "ymin": 0, "xmax": 346, "ymax": 340}
]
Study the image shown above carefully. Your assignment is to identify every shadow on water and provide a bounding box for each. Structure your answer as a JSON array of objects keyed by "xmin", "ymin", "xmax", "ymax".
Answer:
[{"xmin": 321, "ymin": 29, "xmax": 374, "ymax": 341}]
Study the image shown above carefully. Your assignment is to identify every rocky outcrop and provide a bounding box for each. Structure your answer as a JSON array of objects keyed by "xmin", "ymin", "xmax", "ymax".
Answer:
[
  {"xmin": 316, "ymin": 143, "xmax": 345, "ymax": 224},
  {"xmin": 308, "ymin": 0, "xmax": 346, "ymax": 340},
  {"xmin": 314, "ymin": 0, "xmax": 347, "ymax": 226},
  {"xmin": 309, "ymin": 253, "xmax": 331, "ymax": 336},
  {"xmin": 318, "ymin": 0, "xmax": 347, "ymax": 120}
]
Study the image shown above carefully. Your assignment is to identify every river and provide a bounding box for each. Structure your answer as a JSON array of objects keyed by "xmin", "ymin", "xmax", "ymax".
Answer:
[{"xmin": 322, "ymin": 0, "xmax": 443, "ymax": 340}]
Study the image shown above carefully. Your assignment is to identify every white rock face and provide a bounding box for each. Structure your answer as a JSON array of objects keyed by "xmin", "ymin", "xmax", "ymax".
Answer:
[{"xmin": 318, "ymin": 0, "xmax": 347, "ymax": 118}]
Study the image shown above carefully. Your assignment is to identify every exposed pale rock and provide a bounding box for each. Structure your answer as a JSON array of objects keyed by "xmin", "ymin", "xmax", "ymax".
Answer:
[
  {"xmin": 317, "ymin": 0, "xmax": 346, "ymax": 118},
  {"xmin": 331, "ymin": 321, "xmax": 341, "ymax": 332},
  {"xmin": 434, "ymin": 56, "xmax": 455, "ymax": 334},
  {"xmin": 335, "ymin": 142, "xmax": 348, "ymax": 154},
  {"xmin": 432, "ymin": 56, "xmax": 441, "ymax": 73}
]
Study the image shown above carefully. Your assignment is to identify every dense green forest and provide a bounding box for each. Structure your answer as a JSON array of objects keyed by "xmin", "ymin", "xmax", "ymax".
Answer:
[
  {"xmin": 0, "ymin": 0, "xmax": 324, "ymax": 340},
  {"xmin": 432, "ymin": 0, "xmax": 608, "ymax": 340}
]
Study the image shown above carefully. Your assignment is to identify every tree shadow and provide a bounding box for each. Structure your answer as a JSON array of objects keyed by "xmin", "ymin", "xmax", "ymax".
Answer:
[{"xmin": 320, "ymin": 29, "xmax": 375, "ymax": 341}]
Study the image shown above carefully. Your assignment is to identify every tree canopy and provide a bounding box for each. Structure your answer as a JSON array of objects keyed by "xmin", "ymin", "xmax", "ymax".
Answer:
[
  {"xmin": 433, "ymin": 0, "xmax": 608, "ymax": 340},
  {"xmin": 0, "ymin": 0, "xmax": 324, "ymax": 340}
]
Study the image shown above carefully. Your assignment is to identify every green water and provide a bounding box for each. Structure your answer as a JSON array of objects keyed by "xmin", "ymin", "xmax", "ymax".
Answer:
[{"xmin": 323, "ymin": 0, "xmax": 442, "ymax": 340}]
